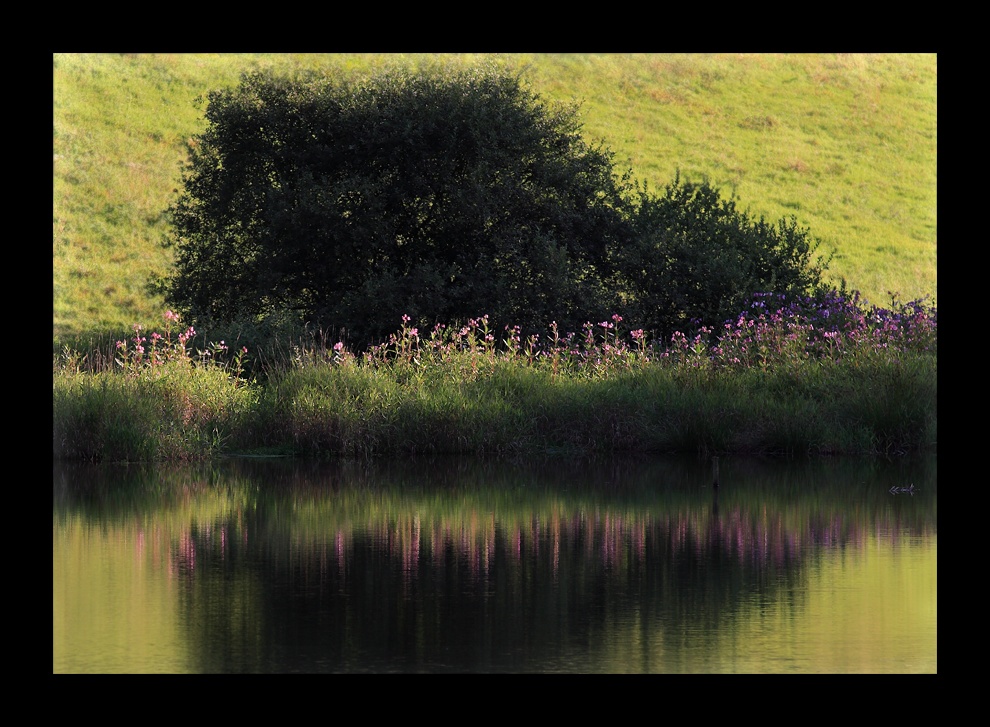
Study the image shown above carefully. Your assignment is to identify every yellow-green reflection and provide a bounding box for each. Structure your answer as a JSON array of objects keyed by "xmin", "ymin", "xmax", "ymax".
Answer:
[
  {"xmin": 54, "ymin": 516, "xmax": 186, "ymax": 673},
  {"xmin": 53, "ymin": 466, "xmax": 261, "ymax": 673},
  {"xmin": 588, "ymin": 535, "xmax": 936, "ymax": 674}
]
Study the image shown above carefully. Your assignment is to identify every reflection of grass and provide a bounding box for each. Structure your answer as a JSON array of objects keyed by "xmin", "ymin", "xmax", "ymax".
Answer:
[
  {"xmin": 120, "ymin": 454, "xmax": 932, "ymax": 539},
  {"xmin": 54, "ymin": 456, "xmax": 937, "ymax": 595},
  {"xmin": 56, "ymin": 453, "xmax": 938, "ymax": 535},
  {"xmin": 54, "ymin": 515, "xmax": 190, "ymax": 673},
  {"xmin": 738, "ymin": 538, "xmax": 938, "ymax": 674}
]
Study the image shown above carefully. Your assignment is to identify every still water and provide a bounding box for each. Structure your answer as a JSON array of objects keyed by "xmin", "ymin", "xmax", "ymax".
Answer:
[{"xmin": 53, "ymin": 454, "xmax": 936, "ymax": 673}]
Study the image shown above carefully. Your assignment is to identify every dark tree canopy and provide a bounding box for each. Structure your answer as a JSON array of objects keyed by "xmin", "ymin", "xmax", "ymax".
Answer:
[
  {"xmin": 162, "ymin": 62, "xmax": 831, "ymax": 347},
  {"xmin": 163, "ymin": 63, "xmax": 631, "ymax": 344}
]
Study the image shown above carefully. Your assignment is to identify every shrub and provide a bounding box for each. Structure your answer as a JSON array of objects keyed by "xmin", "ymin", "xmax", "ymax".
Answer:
[{"xmin": 614, "ymin": 174, "xmax": 833, "ymax": 339}]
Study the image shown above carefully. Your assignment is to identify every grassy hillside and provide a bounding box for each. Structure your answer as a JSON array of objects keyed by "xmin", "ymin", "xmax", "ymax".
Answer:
[{"xmin": 53, "ymin": 53, "xmax": 937, "ymax": 342}]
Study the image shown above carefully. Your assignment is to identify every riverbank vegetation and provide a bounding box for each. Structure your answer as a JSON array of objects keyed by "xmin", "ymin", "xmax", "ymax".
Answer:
[{"xmin": 53, "ymin": 291, "xmax": 936, "ymax": 461}]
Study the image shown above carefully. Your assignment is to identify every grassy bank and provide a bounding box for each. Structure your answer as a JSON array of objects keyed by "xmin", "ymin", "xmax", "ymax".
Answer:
[
  {"xmin": 53, "ymin": 54, "xmax": 936, "ymax": 462},
  {"xmin": 53, "ymin": 295, "xmax": 936, "ymax": 462}
]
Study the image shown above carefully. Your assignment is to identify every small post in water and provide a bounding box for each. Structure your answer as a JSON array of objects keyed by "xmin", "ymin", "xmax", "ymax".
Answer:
[{"xmin": 712, "ymin": 456, "xmax": 720, "ymax": 488}]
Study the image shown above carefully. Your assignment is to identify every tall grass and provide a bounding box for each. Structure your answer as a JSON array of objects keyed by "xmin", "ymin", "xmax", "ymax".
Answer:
[
  {"xmin": 54, "ymin": 295, "xmax": 936, "ymax": 462},
  {"xmin": 54, "ymin": 312, "xmax": 257, "ymax": 461}
]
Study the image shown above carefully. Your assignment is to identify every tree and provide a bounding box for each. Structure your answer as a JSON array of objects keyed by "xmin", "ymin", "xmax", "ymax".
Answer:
[
  {"xmin": 161, "ymin": 62, "xmax": 632, "ymax": 345},
  {"xmin": 612, "ymin": 174, "xmax": 833, "ymax": 339}
]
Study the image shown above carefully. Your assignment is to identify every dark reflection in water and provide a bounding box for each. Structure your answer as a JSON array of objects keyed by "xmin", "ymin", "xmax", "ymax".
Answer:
[{"xmin": 53, "ymin": 454, "xmax": 936, "ymax": 673}]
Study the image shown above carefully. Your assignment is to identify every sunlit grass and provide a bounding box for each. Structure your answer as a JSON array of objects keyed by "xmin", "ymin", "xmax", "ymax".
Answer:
[
  {"xmin": 521, "ymin": 53, "xmax": 936, "ymax": 305},
  {"xmin": 53, "ymin": 53, "xmax": 935, "ymax": 341}
]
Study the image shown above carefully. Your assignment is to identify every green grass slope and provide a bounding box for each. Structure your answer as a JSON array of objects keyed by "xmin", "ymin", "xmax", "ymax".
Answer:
[{"xmin": 53, "ymin": 53, "xmax": 936, "ymax": 342}]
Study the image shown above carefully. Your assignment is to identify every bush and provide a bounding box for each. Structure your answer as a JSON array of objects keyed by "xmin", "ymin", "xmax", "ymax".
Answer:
[
  {"xmin": 161, "ymin": 62, "xmax": 631, "ymax": 347},
  {"xmin": 613, "ymin": 174, "xmax": 832, "ymax": 339}
]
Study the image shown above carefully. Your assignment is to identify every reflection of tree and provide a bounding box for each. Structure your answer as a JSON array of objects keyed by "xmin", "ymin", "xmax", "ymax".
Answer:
[{"xmin": 53, "ymin": 454, "xmax": 937, "ymax": 673}]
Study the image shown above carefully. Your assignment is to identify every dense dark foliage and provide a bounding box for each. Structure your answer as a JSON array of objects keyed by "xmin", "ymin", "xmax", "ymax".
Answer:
[
  {"xmin": 613, "ymin": 176, "xmax": 832, "ymax": 339},
  {"xmin": 161, "ymin": 63, "xmax": 833, "ymax": 347},
  {"xmin": 163, "ymin": 63, "xmax": 630, "ymax": 344}
]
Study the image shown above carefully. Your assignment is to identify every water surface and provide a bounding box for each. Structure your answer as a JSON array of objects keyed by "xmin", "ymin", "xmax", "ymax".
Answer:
[{"xmin": 53, "ymin": 454, "xmax": 936, "ymax": 673}]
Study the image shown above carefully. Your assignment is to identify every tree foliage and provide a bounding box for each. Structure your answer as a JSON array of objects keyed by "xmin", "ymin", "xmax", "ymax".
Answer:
[
  {"xmin": 161, "ymin": 62, "xmax": 832, "ymax": 347},
  {"xmin": 163, "ymin": 63, "xmax": 630, "ymax": 344}
]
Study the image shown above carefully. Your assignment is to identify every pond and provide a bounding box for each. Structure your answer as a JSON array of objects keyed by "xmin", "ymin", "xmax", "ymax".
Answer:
[{"xmin": 53, "ymin": 453, "xmax": 936, "ymax": 673}]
